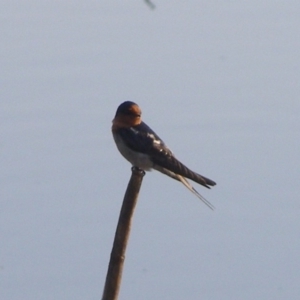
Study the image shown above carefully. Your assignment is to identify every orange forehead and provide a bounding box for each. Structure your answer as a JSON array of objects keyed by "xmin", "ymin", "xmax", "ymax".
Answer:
[
  {"xmin": 112, "ymin": 103, "xmax": 142, "ymax": 129},
  {"xmin": 128, "ymin": 104, "xmax": 141, "ymax": 116}
]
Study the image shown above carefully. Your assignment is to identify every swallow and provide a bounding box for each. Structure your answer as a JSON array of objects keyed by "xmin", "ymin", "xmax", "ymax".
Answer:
[{"xmin": 112, "ymin": 101, "xmax": 216, "ymax": 209}]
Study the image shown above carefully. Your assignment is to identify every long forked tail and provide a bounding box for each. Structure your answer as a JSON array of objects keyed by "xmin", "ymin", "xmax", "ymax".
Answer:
[
  {"xmin": 153, "ymin": 165, "xmax": 215, "ymax": 210},
  {"xmin": 177, "ymin": 175, "xmax": 215, "ymax": 210}
]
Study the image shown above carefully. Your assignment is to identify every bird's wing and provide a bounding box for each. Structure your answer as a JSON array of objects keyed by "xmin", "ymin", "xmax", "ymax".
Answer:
[
  {"xmin": 117, "ymin": 122, "xmax": 216, "ymax": 188},
  {"xmin": 116, "ymin": 121, "xmax": 170, "ymax": 154},
  {"xmin": 152, "ymin": 151, "xmax": 216, "ymax": 188}
]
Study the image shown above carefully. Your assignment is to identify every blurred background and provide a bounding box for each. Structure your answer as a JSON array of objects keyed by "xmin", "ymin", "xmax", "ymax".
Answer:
[{"xmin": 1, "ymin": 1, "xmax": 299, "ymax": 299}]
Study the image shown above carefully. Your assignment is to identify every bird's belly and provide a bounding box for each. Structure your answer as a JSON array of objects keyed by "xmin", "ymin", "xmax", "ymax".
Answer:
[{"xmin": 113, "ymin": 136, "xmax": 153, "ymax": 170}]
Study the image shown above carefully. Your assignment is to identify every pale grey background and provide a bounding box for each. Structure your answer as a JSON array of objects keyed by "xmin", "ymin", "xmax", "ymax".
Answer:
[{"xmin": 1, "ymin": 1, "xmax": 299, "ymax": 299}]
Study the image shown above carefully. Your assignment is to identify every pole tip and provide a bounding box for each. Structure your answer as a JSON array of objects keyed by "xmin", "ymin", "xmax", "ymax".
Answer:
[{"xmin": 131, "ymin": 166, "xmax": 146, "ymax": 176}]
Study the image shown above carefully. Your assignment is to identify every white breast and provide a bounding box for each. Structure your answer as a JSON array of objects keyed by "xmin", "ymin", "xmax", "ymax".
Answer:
[{"xmin": 113, "ymin": 133, "xmax": 153, "ymax": 171}]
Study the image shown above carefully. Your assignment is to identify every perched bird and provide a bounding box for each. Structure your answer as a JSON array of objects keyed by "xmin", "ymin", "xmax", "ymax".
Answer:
[{"xmin": 112, "ymin": 101, "xmax": 216, "ymax": 209}]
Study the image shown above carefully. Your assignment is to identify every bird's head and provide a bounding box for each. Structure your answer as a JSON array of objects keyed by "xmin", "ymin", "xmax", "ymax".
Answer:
[{"xmin": 112, "ymin": 101, "xmax": 142, "ymax": 128}]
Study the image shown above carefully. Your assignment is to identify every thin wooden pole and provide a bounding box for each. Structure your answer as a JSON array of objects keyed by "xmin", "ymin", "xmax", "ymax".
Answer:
[{"xmin": 102, "ymin": 167, "xmax": 145, "ymax": 300}]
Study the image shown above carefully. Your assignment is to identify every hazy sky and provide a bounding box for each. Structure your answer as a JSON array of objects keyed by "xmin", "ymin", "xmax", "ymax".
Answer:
[{"xmin": 1, "ymin": 1, "xmax": 300, "ymax": 299}]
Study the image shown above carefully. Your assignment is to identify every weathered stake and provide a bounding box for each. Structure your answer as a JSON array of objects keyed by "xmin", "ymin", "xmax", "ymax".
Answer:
[{"xmin": 102, "ymin": 167, "xmax": 145, "ymax": 300}]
